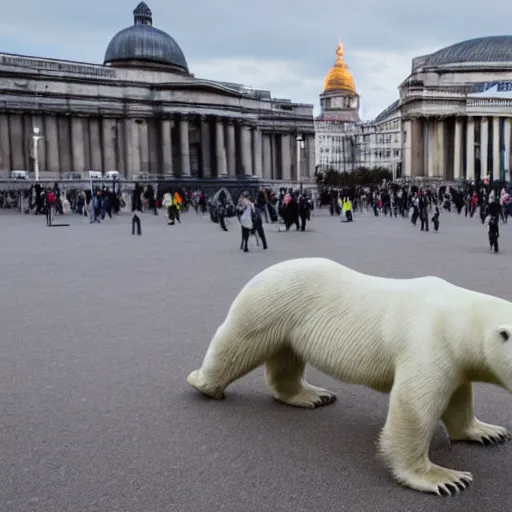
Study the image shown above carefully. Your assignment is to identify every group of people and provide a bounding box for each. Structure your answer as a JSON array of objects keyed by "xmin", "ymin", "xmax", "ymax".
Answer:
[{"xmin": 320, "ymin": 180, "xmax": 510, "ymax": 252}]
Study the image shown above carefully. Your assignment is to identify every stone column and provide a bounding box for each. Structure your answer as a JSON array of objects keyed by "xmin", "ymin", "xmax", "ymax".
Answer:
[
  {"xmin": 89, "ymin": 118, "xmax": 102, "ymax": 171},
  {"xmin": 0, "ymin": 114, "xmax": 11, "ymax": 171},
  {"xmin": 179, "ymin": 116, "xmax": 191, "ymax": 177},
  {"xmin": 504, "ymin": 118, "xmax": 512, "ymax": 177},
  {"xmin": 9, "ymin": 114, "xmax": 24, "ymax": 170},
  {"xmin": 466, "ymin": 117, "xmax": 475, "ymax": 180},
  {"xmin": 492, "ymin": 117, "xmax": 500, "ymax": 180},
  {"xmin": 403, "ymin": 120, "xmax": 412, "ymax": 177},
  {"xmin": 200, "ymin": 117, "xmax": 212, "ymax": 178},
  {"xmin": 240, "ymin": 123, "xmax": 253, "ymax": 176},
  {"xmin": 139, "ymin": 121, "xmax": 149, "ymax": 174},
  {"xmin": 307, "ymin": 135, "xmax": 316, "ymax": 179},
  {"xmin": 262, "ymin": 133, "xmax": 272, "ymax": 179},
  {"xmin": 31, "ymin": 115, "xmax": 46, "ymax": 173},
  {"xmin": 226, "ymin": 119, "xmax": 236, "ymax": 176},
  {"xmin": 481, "ymin": 117, "xmax": 489, "ymax": 178},
  {"xmin": 102, "ymin": 118, "xmax": 117, "ymax": 171},
  {"xmin": 271, "ymin": 134, "xmax": 279, "ymax": 179},
  {"xmin": 71, "ymin": 117, "xmax": 86, "ymax": 173},
  {"xmin": 124, "ymin": 118, "xmax": 140, "ymax": 179},
  {"xmin": 436, "ymin": 120, "xmax": 445, "ymax": 178},
  {"xmin": 215, "ymin": 117, "xmax": 227, "ymax": 176},
  {"xmin": 252, "ymin": 127, "xmax": 262, "ymax": 177},
  {"xmin": 44, "ymin": 116, "xmax": 59, "ymax": 174},
  {"xmin": 281, "ymin": 134, "xmax": 292, "ymax": 180},
  {"xmin": 426, "ymin": 120, "xmax": 436, "ymax": 177},
  {"xmin": 453, "ymin": 118, "xmax": 462, "ymax": 179},
  {"xmin": 161, "ymin": 118, "xmax": 173, "ymax": 176}
]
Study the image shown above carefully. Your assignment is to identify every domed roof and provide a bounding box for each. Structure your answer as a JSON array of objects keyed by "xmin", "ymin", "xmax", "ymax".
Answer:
[
  {"xmin": 323, "ymin": 39, "xmax": 356, "ymax": 93},
  {"xmin": 423, "ymin": 36, "xmax": 512, "ymax": 67},
  {"xmin": 104, "ymin": 2, "xmax": 189, "ymax": 73}
]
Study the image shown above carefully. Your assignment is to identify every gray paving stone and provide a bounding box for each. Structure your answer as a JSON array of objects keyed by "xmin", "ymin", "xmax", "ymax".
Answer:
[{"xmin": 0, "ymin": 207, "xmax": 511, "ymax": 512}]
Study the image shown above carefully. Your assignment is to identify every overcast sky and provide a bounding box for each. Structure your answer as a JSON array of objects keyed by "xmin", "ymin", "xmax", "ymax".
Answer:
[{"xmin": 1, "ymin": 1, "xmax": 511, "ymax": 120}]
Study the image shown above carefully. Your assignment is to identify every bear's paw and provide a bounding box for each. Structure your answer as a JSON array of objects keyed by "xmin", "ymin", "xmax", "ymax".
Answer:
[{"xmin": 450, "ymin": 420, "xmax": 511, "ymax": 446}]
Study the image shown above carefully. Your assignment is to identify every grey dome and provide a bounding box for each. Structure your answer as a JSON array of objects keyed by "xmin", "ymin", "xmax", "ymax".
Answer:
[
  {"xmin": 425, "ymin": 36, "xmax": 512, "ymax": 66},
  {"xmin": 104, "ymin": 2, "xmax": 189, "ymax": 73}
]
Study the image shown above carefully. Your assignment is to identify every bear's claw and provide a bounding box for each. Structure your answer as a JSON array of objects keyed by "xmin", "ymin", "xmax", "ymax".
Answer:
[
  {"xmin": 395, "ymin": 464, "xmax": 473, "ymax": 496},
  {"xmin": 436, "ymin": 476, "xmax": 472, "ymax": 496},
  {"xmin": 450, "ymin": 420, "xmax": 510, "ymax": 446},
  {"xmin": 480, "ymin": 432, "xmax": 510, "ymax": 446},
  {"xmin": 313, "ymin": 394, "xmax": 337, "ymax": 408}
]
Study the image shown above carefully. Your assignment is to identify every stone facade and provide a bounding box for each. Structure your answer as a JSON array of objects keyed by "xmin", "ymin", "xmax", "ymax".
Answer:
[
  {"xmin": 400, "ymin": 76, "xmax": 512, "ymax": 182},
  {"xmin": 0, "ymin": 22, "xmax": 315, "ymax": 183},
  {"xmin": 316, "ymin": 35, "xmax": 512, "ymax": 182}
]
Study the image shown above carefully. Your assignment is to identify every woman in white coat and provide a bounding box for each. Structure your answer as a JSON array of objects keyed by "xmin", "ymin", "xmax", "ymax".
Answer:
[{"xmin": 237, "ymin": 193, "xmax": 254, "ymax": 252}]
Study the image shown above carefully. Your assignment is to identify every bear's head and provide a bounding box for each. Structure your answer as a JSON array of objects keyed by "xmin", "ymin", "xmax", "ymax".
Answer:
[{"xmin": 485, "ymin": 326, "xmax": 512, "ymax": 391}]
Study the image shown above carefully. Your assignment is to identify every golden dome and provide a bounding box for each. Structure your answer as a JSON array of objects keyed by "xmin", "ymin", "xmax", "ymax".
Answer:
[{"xmin": 323, "ymin": 39, "xmax": 356, "ymax": 93}]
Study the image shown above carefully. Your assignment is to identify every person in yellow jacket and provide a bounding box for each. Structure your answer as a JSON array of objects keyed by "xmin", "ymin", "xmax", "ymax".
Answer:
[
  {"xmin": 172, "ymin": 191, "xmax": 182, "ymax": 223},
  {"xmin": 341, "ymin": 197, "xmax": 353, "ymax": 222}
]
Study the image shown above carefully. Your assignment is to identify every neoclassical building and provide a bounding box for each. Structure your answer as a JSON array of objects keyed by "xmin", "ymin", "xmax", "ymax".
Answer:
[
  {"xmin": 400, "ymin": 35, "xmax": 512, "ymax": 183},
  {"xmin": 0, "ymin": 2, "xmax": 315, "ymax": 183},
  {"xmin": 316, "ymin": 35, "xmax": 512, "ymax": 183},
  {"xmin": 315, "ymin": 40, "xmax": 402, "ymax": 174}
]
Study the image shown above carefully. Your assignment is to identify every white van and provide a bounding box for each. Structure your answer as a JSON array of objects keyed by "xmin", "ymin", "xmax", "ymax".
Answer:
[
  {"xmin": 11, "ymin": 170, "xmax": 29, "ymax": 179},
  {"xmin": 88, "ymin": 171, "xmax": 102, "ymax": 179},
  {"xmin": 104, "ymin": 170, "xmax": 120, "ymax": 180}
]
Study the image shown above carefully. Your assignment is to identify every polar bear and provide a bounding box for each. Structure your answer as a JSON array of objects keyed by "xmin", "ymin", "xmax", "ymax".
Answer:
[{"xmin": 187, "ymin": 257, "xmax": 512, "ymax": 495}]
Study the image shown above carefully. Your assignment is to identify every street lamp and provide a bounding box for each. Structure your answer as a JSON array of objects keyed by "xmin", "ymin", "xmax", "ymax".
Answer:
[
  {"xmin": 296, "ymin": 133, "xmax": 304, "ymax": 192},
  {"xmin": 32, "ymin": 126, "xmax": 43, "ymax": 181}
]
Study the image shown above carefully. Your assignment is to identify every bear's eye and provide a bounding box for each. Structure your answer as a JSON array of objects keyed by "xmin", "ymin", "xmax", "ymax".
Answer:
[{"xmin": 499, "ymin": 330, "xmax": 509, "ymax": 341}]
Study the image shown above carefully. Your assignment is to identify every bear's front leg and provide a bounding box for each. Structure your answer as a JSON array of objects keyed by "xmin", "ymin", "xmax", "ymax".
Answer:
[
  {"xmin": 442, "ymin": 382, "xmax": 511, "ymax": 446},
  {"xmin": 378, "ymin": 371, "xmax": 473, "ymax": 496}
]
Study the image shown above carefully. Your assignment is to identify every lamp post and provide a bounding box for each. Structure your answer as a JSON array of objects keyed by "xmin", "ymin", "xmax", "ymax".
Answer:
[
  {"xmin": 32, "ymin": 126, "xmax": 43, "ymax": 181},
  {"xmin": 296, "ymin": 133, "xmax": 304, "ymax": 192}
]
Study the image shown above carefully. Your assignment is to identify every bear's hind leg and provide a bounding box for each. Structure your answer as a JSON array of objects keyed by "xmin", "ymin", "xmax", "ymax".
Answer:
[
  {"xmin": 265, "ymin": 347, "xmax": 336, "ymax": 408},
  {"xmin": 378, "ymin": 371, "xmax": 473, "ymax": 495},
  {"xmin": 187, "ymin": 323, "xmax": 271, "ymax": 399},
  {"xmin": 442, "ymin": 383, "xmax": 511, "ymax": 445}
]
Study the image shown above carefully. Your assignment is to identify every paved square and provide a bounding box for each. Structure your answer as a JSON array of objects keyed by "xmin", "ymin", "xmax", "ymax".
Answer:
[{"xmin": 1, "ymin": 207, "xmax": 511, "ymax": 512}]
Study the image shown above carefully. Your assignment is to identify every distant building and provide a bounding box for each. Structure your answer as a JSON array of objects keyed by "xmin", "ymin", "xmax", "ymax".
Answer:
[
  {"xmin": 0, "ymin": 2, "xmax": 315, "ymax": 182},
  {"xmin": 401, "ymin": 36, "xmax": 512, "ymax": 182},
  {"xmin": 314, "ymin": 39, "xmax": 402, "ymax": 176},
  {"xmin": 316, "ymin": 34, "xmax": 512, "ymax": 182}
]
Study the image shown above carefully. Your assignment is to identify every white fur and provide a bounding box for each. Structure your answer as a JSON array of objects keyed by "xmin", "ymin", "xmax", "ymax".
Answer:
[{"xmin": 187, "ymin": 257, "xmax": 512, "ymax": 495}]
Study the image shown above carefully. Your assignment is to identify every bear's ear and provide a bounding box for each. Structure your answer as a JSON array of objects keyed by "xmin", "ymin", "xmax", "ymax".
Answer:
[{"xmin": 497, "ymin": 327, "xmax": 510, "ymax": 342}]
